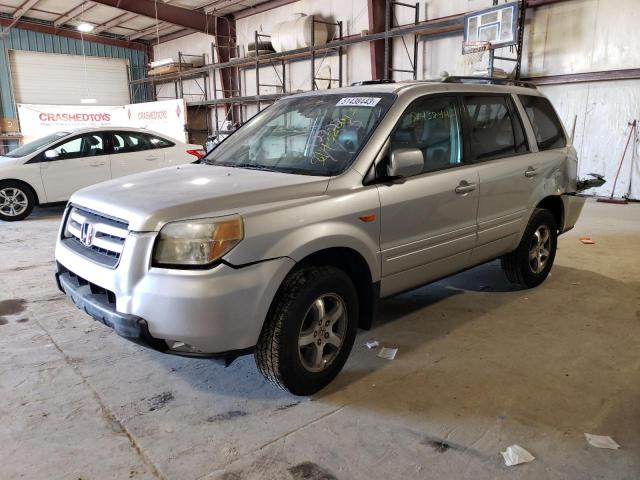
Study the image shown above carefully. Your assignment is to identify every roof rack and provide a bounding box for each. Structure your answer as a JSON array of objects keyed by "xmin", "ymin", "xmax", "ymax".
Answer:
[
  {"xmin": 350, "ymin": 79, "xmax": 396, "ymax": 86},
  {"xmin": 440, "ymin": 76, "xmax": 537, "ymax": 89}
]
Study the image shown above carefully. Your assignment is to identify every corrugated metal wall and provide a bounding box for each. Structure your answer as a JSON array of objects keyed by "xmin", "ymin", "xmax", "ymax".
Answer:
[
  {"xmin": 3, "ymin": 26, "xmax": 148, "ymax": 101},
  {"xmin": 0, "ymin": 25, "xmax": 148, "ymax": 150}
]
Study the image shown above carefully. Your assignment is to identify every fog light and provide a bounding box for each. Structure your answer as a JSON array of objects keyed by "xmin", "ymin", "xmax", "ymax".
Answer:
[{"xmin": 166, "ymin": 340, "xmax": 203, "ymax": 353}]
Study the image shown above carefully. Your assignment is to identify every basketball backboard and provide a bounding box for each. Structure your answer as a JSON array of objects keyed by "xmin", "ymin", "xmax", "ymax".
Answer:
[{"xmin": 463, "ymin": 2, "xmax": 520, "ymax": 52}]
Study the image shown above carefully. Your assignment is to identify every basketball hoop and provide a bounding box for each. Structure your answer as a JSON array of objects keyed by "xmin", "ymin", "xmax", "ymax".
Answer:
[{"xmin": 462, "ymin": 41, "xmax": 492, "ymax": 64}]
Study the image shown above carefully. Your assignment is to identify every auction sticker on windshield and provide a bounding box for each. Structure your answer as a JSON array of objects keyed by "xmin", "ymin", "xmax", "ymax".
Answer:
[{"xmin": 336, "ymin": 97, "xmax": 381, "ymax": 107}]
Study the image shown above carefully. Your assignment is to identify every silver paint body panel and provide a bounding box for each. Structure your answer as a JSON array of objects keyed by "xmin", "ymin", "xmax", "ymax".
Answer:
[{"xmin": 55, "ymin": 81, "xmax": 584, "ymax": 353}]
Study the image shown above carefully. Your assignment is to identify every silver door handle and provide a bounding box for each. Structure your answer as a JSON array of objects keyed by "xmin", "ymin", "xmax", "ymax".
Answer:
[
  {"xmin": 90, "ymin": 162, "xmax": 105, "ymax": 167},
  {"xmin": 145, "ymin": 156, "xmax": 158, "ymax": 161},
  {"xmin": 525, "ymin": 167, "xmax": 538, "ymax": 178},
  {"xmin": 455, "ymin": 181, "xmax": 476, "ymax": 194}
]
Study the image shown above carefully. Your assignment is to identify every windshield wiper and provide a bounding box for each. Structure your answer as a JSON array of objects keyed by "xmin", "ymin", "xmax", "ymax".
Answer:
[
  {"xmin": 205, "ymin": 162, "xmax": 321, "ymax": 176},
  {"xmin": 232, "ymin": 163, "xmax": 280, "ymax": 172}
]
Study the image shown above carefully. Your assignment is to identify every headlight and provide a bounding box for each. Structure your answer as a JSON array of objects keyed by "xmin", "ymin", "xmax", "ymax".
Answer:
[{"xmin": 153, "ymin": 215, "xmax": 243, "ymax": 267}]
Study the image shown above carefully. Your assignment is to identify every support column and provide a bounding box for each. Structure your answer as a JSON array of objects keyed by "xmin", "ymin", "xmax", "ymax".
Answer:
[
  {"xmin": 213, "ymin": 15, "xmax": 240, "ymax": 124},
  {"xmin": 368, "ymin": 0, "xmax": 387, "ymax": 80},
  {"xmin": 0, "ymin": 26, "xmax": 19, "ymax": 152}
]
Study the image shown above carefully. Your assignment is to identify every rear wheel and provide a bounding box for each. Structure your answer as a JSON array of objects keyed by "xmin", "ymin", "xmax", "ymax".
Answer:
[
  {"xmin": 255, "ymin": 265, "xmax": 358, "ymax": 395},
  {"xmin": 501, "ymin": 208, "xmax": 558, "ymax": 288},
  {"xmin": 0, "ymin": 182, "xmax": 34, "ymax": 222}
]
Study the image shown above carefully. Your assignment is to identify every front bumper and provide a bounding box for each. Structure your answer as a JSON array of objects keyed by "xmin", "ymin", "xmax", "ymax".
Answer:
[
  {"xmin": 56, "ymin": 270, "xmax": 165, "ymax": 350},
  {"xmin": 55, "ymin": 231, "xmax": 295, "ymax": 355}
]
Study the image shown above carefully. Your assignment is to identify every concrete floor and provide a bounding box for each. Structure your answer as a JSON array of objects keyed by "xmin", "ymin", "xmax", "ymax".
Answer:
[{"xmin": 0, "ymin": 199, "xmax": 638, "ymax": 480}]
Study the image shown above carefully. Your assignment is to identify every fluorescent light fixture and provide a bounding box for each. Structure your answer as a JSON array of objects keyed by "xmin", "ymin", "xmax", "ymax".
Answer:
[
  {"xmin": 77, "ymin": 22, "xmax": 94, "ymax": 33},
  {"xmin": 80, "ymin": 98, "xmax": 97, "ymax": 104}
]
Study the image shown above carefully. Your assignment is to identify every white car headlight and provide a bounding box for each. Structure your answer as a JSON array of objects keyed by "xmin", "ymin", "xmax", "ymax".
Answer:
[{"xmin": 153, "ymin": 215, "xmax": 243, "ymax": 268}]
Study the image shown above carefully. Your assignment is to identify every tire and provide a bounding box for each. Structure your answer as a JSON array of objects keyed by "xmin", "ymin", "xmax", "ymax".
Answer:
[
  {"xmin": 255, "ymin": 264, "xmax": 359, "ymax": 396},
  {"xmin": 0, "ymin": 181, "xmax": 35, "ymax": 222},
  {"xmin": 501, "ymin": 208, "xmax": 558, "ymax": 288}
]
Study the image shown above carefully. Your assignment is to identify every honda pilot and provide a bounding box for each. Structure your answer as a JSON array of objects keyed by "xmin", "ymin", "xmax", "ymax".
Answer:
[{"xmin": 55, "ymin": 77, "xmax": 603, "ymax": 395}]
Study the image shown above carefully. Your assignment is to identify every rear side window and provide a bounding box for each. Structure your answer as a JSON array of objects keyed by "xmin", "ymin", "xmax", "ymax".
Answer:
[
  {"xmin": 519, "ymin": 95, "xmax": 567, "ymax": 150},
  {"xmin": 112, "ymin": 132, "xmax": 154, "ymax": 153},
  {"xmin": 149, "ymin": 135, "xmax": 174, "ymax": 148},
  {"xmin": 463, "ymin": 95, "xmax": 529, "ymax": 161}
]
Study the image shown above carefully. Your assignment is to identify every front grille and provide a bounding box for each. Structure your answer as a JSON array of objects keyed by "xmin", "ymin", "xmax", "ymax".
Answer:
[
  {"xmin": 62, "ymin": 268, "xmax": 118, "ymax": 306},
  {"xmin": 62, "ymin": 206, "xmax": 129, "ymax": 268}
]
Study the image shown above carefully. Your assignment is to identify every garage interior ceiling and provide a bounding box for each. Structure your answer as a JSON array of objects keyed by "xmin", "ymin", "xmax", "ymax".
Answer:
[{"xmin": 0, "ymin": 0, "xmax": 269, "ymax": 43}]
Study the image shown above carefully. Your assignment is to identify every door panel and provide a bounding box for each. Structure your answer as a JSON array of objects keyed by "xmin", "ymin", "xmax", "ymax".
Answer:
[
  {"xmin": 379, "ymin": 166, "xmax": 480, "ymax": 296},
  {"xmin": 40, "ymin": 133, "xmax": 110, "ymax": 202},
  {"xmin": 473, "ymin": 152, "xmax": 547, "ymax": 262},
  {"xmin": 377, "ymin": 95, "xmax": 479, "ymax": 297},
  {"xmin": 459, "ymin": 94, "xmax": 547, "ymax": 264},
  {"xmin": 109, "ymin": 132, "xmax": 166, "ymax": 178}
]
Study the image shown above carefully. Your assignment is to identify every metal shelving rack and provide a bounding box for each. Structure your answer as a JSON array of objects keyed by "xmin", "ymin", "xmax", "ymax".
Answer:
[
  {"xmin": 128, "ymin": 8, "xmax": 524, "ymax": 139},
  {"xmin": 310, "ymin": 18, "xmax": 344, "ymax": 90},
  {"xmin": 128, "ymin": 52, "xmax": 210, "ymax": 143},
  {"xmin": 130, "ymin": 52, "xmax": 209, "ymax": 103},
  {"xmin": 202, "ymin": 16, "xmax": 346, "ymax": 134},
  {"xmin": 487, "ymin": 0, "xmax": 527, "ymax": 79},
  {"xmin": 385, "ymin": 0, "xmax": 420, "ymax": 80}
]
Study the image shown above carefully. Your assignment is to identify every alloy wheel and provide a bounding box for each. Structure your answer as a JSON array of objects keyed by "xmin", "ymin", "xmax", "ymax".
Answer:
[
  {"xmin": 298, "ymin": 293, "xmax": 348, "ymax": 373},
  {"xmin": 529, "ymin": 225, "xmax": 551, "ymax": 274},
  {"xmin": 0, "ymin": 188, "xmax": 28, "ymax": 217}
]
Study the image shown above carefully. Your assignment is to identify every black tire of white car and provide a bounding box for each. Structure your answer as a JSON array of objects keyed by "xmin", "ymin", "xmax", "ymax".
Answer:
[
  {"xmin": 255, "ymin": 265, "xmax": 359, "ymax": 396},
  {"xmin": 501, "ymin": 208, "xmax": 558, "ymax": 288},
  {"xmin": 0, "ymin": 181, "xmax": 35, "ymax": 222}
]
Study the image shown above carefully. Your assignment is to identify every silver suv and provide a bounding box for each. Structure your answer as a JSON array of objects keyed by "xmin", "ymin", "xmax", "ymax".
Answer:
[{"xmin": 55, "ymin": 78, "xmax": 602, "ymax": 395}]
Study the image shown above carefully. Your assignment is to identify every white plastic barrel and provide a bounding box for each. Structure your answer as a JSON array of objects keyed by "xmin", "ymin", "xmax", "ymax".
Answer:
[{"xmin": 271, "ymin": 14, "xmax": 328, "ymax": 52}]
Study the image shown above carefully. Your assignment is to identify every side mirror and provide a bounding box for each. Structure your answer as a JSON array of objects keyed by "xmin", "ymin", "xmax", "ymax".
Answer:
[
  {"xmin": 387, "ymin": 148, "xmax": 424, "ymax": 179},
  {"xmin": 44, "ymin": 149, "xmax": 59, "ymax": 160}
]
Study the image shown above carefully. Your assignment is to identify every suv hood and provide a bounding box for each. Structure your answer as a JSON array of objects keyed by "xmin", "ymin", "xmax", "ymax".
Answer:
[{"xmin": 70, "ymin": 164, "xmax": 330, "ymax": 231}]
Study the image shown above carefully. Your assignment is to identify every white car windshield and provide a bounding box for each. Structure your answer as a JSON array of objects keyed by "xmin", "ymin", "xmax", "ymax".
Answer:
[
  {"xmin": 5, "ymin": 131, "xmax": 72, "ymax": 158},
  {"xmin": 203, "ymin": 93, "xmax": 395, "ymax": 176}
]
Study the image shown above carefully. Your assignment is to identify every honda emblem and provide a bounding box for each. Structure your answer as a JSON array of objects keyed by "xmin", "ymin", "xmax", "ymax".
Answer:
[{"xmin": 80, "ymin": 222, "xmax": 95, "ymax": 247}]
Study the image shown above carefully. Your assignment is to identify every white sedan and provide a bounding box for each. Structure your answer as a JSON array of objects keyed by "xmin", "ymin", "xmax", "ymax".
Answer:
[{"xmin": 0, "ymin": 127, "xmax": 205, "ymax": 221}]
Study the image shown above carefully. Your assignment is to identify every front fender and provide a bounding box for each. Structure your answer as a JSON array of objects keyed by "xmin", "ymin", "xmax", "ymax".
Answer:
[
  {"xmin": 0, "ymin": 162, "xmax": 48, "ymax": 204},
  {"xmin": 279, "ymin": 223, "xmax": 381, "ymax": 282},
  {"xmin": 224, "ymin": 188, "xmax": 382, "ymax": 282}
]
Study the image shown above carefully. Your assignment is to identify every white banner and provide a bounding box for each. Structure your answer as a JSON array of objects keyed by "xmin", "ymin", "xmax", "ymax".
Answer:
[
  {"xmin": 124, "ymin": 100, "xmax": 188, "ymax": 143},
  {"xmin": 17, "ymin": 99, "xmax": 188, "ymax": 144}
]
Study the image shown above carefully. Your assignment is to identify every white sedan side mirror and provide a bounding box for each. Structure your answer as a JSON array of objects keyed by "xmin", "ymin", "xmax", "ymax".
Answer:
[{"xmin": 44, "ymin": 149, "xmax": 59, "ymax": 160}]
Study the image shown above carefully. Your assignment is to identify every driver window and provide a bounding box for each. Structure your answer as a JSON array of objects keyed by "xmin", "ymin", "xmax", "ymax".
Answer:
[
  {"xmin": 390, "ymin": 96, "xmax": 462, "ymax": 175},
  {"xmin": 51, "ymin": 134, "xmax": 104, "ymax": 160}
]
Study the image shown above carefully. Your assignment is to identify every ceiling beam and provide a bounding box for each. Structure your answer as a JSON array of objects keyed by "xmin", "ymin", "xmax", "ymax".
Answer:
[
  {"xmin": 53, "ymin": 2, "xmax": 94, "ymax": 27},
  {"xmin": 92, "ymin": 11, "xmax": 137, "ymax": 34},
  {"xmin": 90, "ymin": 0, "xmax": 218, "ymax": 33},
  {"xmin": 0, "ymin": 16, "xmax": 149, "ymax": 51},
  {"xmin": 204, "ymin": 0, "xmax": 255, "ymax": 14},
  {"xmin": 13, "ymin": 0, "xmax": 41, "ymax": 20},
  {"xmin": 53, "ymin": 2, "xmax": 95, "ymax": 27},
  {"xmin": 158, "ymin": 28, "xmax": 192, "ymax": 43},
  {"xmin": 233, "ymin": 0, "xmax": 297, "ymax": 20},
  {"xmin": 128, "ymin": 22, "xmax": 176, "ymax": 41}
]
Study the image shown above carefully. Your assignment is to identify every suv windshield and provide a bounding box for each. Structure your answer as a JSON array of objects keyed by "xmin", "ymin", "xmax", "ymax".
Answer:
[
  {"xmin": 5, "ymin": 131, "xmax": 72, "ymax": 158},
  {"xmin": 203, "ymin": 93, "xmax": 395, "ymax": 176}
]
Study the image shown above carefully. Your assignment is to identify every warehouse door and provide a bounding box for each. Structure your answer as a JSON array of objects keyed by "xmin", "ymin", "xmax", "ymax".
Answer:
[{"xmin": 9, "ymin": 50, "xmax": 129, "ymax": 106}]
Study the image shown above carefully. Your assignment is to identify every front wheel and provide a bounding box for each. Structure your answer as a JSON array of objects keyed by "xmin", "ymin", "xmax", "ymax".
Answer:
[
  {"xmin": 501, "ymin": 208, "xmax": 558, "ymax": 288},
  {"xmin": 255, "ymin": 265, "xmax": 358, "ymax": 396},
  {"xmin": 0, "ymin": 182, "xmax": 34, "ymax": 222}
]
